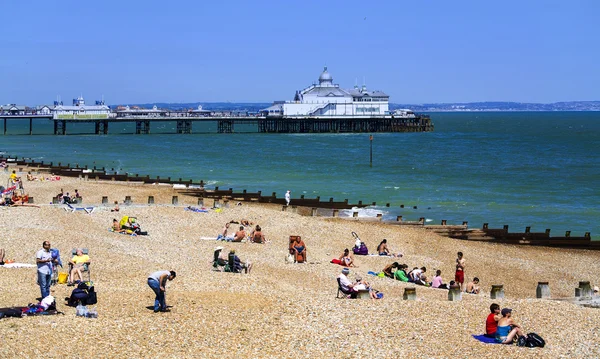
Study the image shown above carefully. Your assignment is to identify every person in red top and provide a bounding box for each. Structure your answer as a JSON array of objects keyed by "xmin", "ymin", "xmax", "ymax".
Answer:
[{"xmin": 485, "ymin": 303, "xmax": 501, "ymax": 338}]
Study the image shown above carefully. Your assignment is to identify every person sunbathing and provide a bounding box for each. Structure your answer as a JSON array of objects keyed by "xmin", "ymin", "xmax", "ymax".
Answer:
[
  {"xmin": 231, "ymin": 226, "xmax": 246, "ymax": 242},
  {"xmin": 377, "ymin": 239, "xmax": 402, "ymax": 257},
  {"xmin": 291, "ymin": 237, "xmax": 307, "ymax": 263},
  {"xmin": 251, "ymin": 225, "xmax": 265, "ymax": 243},
  {"xmin": 339, "ymin": 248, "xmax": 357, "ymax": 267},
  {"xmin": 68, "ymin": 249, "xmax": 90, "ymax": 285},
  {"xmin": 112, "ymin": 219, "xmax": 128, "ymax": 234}
]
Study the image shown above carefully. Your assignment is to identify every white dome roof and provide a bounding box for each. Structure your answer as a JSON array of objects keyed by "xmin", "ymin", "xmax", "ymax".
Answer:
[{"xmin": 318, "ymin": 66, "xmax": 333, "ymax": 83}]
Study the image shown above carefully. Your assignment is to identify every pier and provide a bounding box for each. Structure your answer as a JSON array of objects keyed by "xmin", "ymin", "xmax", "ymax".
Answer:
[{"xmin": 0, "ymin": 112, "xmax": 433, "ymax": 135}]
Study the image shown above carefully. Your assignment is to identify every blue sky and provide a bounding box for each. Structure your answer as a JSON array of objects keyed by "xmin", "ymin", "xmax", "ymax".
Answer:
[{"xmin": 1, "ymin": 0, "xmax": 598, "ymax": 105}]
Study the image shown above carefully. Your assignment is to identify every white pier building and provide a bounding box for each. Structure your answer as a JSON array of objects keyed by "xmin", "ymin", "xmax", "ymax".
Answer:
[
  {"xmin": 262, "ymin": 67, "xmax": 392, "ymax": 118},
  {"xmin": 52, "ymin": 96, "xmax": 111, "ymax": 119}
]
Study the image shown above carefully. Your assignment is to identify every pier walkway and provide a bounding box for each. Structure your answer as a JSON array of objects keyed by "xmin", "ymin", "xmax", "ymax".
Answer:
[{"xmin": 0, "ymin": 112, "xmax": 433, "ymax": 135}]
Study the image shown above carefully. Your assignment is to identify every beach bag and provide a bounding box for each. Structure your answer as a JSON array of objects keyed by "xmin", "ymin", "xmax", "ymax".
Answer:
[
  {"xmin": 86, "ymin": 286, "xmax": 97, "ymax": 305},
  {"xmin": 330, "ymin": 258, "xmax": 342, "ymax": 265},
  {"xmin": 517, "ymin": 336, "xmax": 528, "ymax": 347},
  {"xmin": 57, "ymin": 272, "xmax": 68, "ymax": 284},
  {"xmin": 525, "ymin": 333, "xmax": 545, "ymax": 348},
  {"xmin": 353, "ymin": 243, "xmax": 368, "ymax": 256}
]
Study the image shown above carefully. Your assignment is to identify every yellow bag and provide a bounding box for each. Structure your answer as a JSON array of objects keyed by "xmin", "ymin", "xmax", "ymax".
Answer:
[{"xmin": 57, "ymin": 272, "xmax": 69, "ymax": 284}]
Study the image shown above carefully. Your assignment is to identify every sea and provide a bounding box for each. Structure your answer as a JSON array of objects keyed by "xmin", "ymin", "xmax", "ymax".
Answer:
[{"xmin": 1, "ymin": 111, "xmax": 599, "ymax": 237}]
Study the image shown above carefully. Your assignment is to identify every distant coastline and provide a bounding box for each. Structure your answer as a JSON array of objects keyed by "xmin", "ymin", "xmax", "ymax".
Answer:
[{"xmin": 118, "ymin": 101, "xmax": 600, "ymax": 113}]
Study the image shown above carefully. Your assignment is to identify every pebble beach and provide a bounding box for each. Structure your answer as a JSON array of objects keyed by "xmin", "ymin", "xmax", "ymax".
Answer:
[{"xmin": 1, "ymin": 168, "xmax": 599, "ymax": 358}]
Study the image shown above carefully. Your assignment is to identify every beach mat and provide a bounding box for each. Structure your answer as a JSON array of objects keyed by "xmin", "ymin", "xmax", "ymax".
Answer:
[{"xmin": 472, "ymin": 334, "xmax": 499, "ymax": 344}]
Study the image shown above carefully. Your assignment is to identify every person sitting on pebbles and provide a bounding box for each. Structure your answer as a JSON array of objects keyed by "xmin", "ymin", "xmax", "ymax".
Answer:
[
  {"xmin": 230, "ymin": 249, "xmax": 252, "ymax": 274},
  {"xmin": 382, "ymin": 262, "xmax": 400, "ymax": 278},
  {"xmin": 466, "ymin": 277, "xmax": 480, "ymax": 294},
  {"xmin": 376, "ymin": 239, "xmax": 402, "ymax": 257},
  {"xmin": 496, "ymin": 308, "xmax": 527, "ymax": 344},
  {"xmin": 231, "ymin": 226, "xmax": 246, "ymax": 242},
  {"xmin": 250, "ymin": 225, "xmax": 266, "ymax": 243},
  {"xmin": 339, "ymin": 248, "xmax": 357, "ymax": 267}
]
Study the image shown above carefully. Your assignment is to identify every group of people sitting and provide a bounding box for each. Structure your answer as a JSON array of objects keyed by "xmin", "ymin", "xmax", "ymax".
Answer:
[
  {"xmin": 56, "ymin": 188, "xmax": 82, "ymax": 204},
  {"xmin": 216, "ymin": 220, "xmax": 267, "ymax": 243},
  {"xmin": 485, "ymin": 303, "xmax": 528, "ymax": 344}
]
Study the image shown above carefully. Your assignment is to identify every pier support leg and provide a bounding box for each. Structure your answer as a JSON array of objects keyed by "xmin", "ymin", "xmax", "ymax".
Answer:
[
  {"xmin": 29, "ymin": 118, "xmax": 32, "ymax": 135},
  {"xmin": 54, "ymin": 120, "xmax": 66, "ymax": 135}
]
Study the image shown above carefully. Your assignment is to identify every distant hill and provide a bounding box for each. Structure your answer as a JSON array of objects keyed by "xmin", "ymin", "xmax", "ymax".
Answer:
[
  {"xmin": 389, "ymin": 101, "xmax": 600, "ymax": 112},
  {"xmin": 114, "ymin": 101, "xmax": 600, "ymax": 112}
]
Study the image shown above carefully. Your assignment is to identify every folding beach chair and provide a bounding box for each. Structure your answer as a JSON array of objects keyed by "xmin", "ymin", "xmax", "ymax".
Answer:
[
  {"xmin": 68, "ymin": 248, "xmax": 91, "ymax": 284},
  {"xmin": 336, "ymin": 278, "xmax": 357, "ymax": 299},
  {"xmin": 212, "ymin": 247, "xmax": 231, "ymax": 272},
  {"xmin": 64, "ymin": 203, "xmax": 95, "ymax": 214}
]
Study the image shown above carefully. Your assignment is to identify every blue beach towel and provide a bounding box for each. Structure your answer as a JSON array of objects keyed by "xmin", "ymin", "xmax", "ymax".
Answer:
[
  {"xmin": 472, "ymin": 334, "xmax": 499, "ymax": 344},
  {"xmin": 185, "ymin": 206, "xmax": 208, "ymax": 213},
  {"xmin": 367, "ymin": 271, "xmax": 378, "ymax": 276}
]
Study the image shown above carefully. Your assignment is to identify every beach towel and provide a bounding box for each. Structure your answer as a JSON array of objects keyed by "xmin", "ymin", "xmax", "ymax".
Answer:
[
  {"xmin": 0, "ymin": 263, "xmax": 36, "ymax": 268},
  {"xmin": 185, "ymin": 206, "xmax": 208, "ymax": 213},
  {"xmin": 472, "ymin": 334, "xmax": 499, "ymax": 344}
]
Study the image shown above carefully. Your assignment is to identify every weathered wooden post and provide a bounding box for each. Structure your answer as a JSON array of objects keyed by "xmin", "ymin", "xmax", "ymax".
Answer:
[
  {"xmin": 577, "ymin": 281, "xmax": 593, "ymax": 299},
  {"xmin": 536, "ymin": 282, "xmax": 551, "ymax": 299},
  {"xmin": 333, "ymin": 209, "xmax": 339, "ymax": 217},
  {"xmin": 148, "ymin": 196, "xmax": 155, "ymax": 205},
  {"xmin": 223, "ymin": 199, "xmax": 229, "ymax": 208},
  {"xmin": 172, "ymin": 196, "xmax": 178, "ymax": 205},
  {"xmin": 214, "ymin": 199, "xmax": 220, "ymax": 208},
  {"xmin": 448, "ymin": 284, "xmax": 462, "ymax": 301},
  {"xmin": 352, "ymin": 211, "xmax": 358, "ymax": 218},
  {"xmin": 396, "ymin": 216, "xmax": 403, "ymax": 222},
  {"xmin": 52, "ymin": 197, "xmax": 59, "ymax": 204},
  {"xmin": 197, "ymin": 198, "xmax": 204, "ymax": 207},
  {"xmin": 101, "ymin": 196, "xmax": 108, "ymax": 205},
  {"xmin": 490, "ymin": 285, "xmax": 505, "ymax": 300},
  {"xmin": 28, "ymin": 197, "xmax": 34, "ymax": 204},
  {"xmin": 124, "ymin": 196, "xmax": 132, "ymax": 205},
  {"xmin": 311, "ymin": 208, "xmax": 318, "ymax": 217},
  {"xmin": 376, "ymin": 213, "xmax": 382, "ymax": 220},
  {"xmin": 282, "ymin": 205, "xmax": 287, "ymax": 211},
  {"xmin": 403, "ymin": 287, "xmax": 417, "ymax": 301},
  {"xmin": 441, "ymin": 219, "xmax": 447, "ymax": 225}
]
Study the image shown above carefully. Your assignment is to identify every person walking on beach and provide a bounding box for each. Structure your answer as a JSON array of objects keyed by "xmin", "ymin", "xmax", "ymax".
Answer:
[
  {"xmin": 147, "ymin": 270, "xmax": 176, "ymax": 312},
  {"xmin": 455, "ymin": 252, "xmax": 465, "ymax": 291},
  {"xmin": 35, "ymin": 241, "xmax": 55, "ymax": 299},
  {"xmin": 285, "ymin": 190, "xmax": 291, "ymax": 206}
]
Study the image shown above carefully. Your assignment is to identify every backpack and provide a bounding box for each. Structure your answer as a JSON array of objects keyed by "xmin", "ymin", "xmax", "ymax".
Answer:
[
  {"xmin": 86, "ymin": 286, "xmax": 97, "ymax": 305},
  {"xmin": 525, "ymin": 332, "xmax": 545, "ymax": 348}
]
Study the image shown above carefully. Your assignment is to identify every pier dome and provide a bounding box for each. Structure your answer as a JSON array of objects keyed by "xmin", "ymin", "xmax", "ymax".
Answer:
[{"xmin": 318, "ymin": 66, "xmax": 333, "ymax": 86}]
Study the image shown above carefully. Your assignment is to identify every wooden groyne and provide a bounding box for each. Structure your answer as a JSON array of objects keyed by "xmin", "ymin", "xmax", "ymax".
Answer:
[{"xmin": 3, "ymin": 156, "xmax": 595, "ymax": 249}]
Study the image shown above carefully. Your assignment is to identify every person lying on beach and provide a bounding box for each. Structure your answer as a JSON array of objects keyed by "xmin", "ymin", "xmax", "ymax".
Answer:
[
  {"xmin": 382, "ymin": 262, "xmax": 399, "ymax": 278},
  {"xmin": 111, "ymin": 219, "xmax": 128, "ymax": 234},
  {"xmin": 338, "ymin": 248, "xmax": 357, "ymax": 267},
  {"xmin": 376, "ymin": 239, "xmax": 402, "ymax": 257},
  {"xmin": 496, "ymin": 308, "xmax": 527, "ymax": 344},
  {"xmin": 240, "ymin": 219, "xmax": 253, "ymax": 227},
  {"xmin": 250, "ymin": 225, "xmax": 266, "ymax": 243},
  {"xmin": 231, "ymin": 226, "xmax": 246, "ymax": 242},
  {"xmin": 466, "ymin": 277, "xmax": 480, "ymax": 294}
]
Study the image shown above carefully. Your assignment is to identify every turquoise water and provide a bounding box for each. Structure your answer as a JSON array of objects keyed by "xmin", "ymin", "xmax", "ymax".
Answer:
[{"xmin": 2, "ymin": 112, "xmax": 599, "ymax": 237}]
